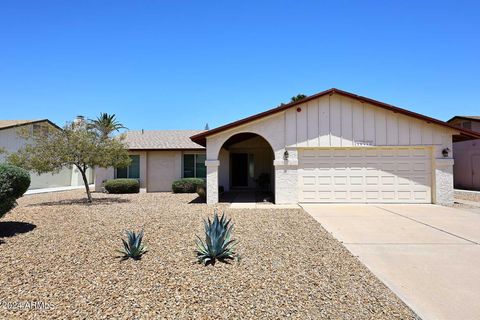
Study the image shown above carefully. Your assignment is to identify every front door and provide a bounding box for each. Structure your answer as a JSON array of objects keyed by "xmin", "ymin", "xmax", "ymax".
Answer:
[
  {"xmin": 231, "ymin": 153, "xmax": 248, "ymax": 187},
  {"xmin": 472, "ymin": 155, "xmax": 480, "ymax": 190}
]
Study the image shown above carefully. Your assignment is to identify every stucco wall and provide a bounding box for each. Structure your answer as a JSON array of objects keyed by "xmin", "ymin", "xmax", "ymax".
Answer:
[
  {"xmin": 0, "ymin": 124, "xmax": 78, "ymax": 190},
  {"xmin": 95, "ymin": 167, "xmax": 114, "ymax": 191},
  {"xmin": 95, "ymin": 150, "xmax": 205, "ymax": 192},
  {"xmin": 147, "ymin": 151, "xmax": 182, "ymax": 192},
  {"xmin": 218, "ymin": 148, "xmax": 230, "ymax": 192},
  {"xmin": 205, "ymin": 93, "xmax": 457, "ymax": 204},
  {"xmin": 29, "ymin": 167, "xmax": 73, "ymax": 189},
  {"xmin": 452, "ymin": 139, "xmax": 480, "ymax": 190},
  {"xmin": 70, "ymin": 166, "xmax": 94, "ymax": 187}
]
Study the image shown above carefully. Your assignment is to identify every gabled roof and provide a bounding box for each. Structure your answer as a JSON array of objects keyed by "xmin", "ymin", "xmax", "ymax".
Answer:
[
  {"xmin": 0, "ymin": 119, "xmax": 61, "ymax": 131},
  {"xmin": 447, "ymin": 116, "xmax": 480, "ymax": 123},
  {"xmin": 191, "ymin": 88, "xmax": 480, "ymax": 146},
  {"xmin": 124, "ymin": 130, "xmax": 205, "ymax": 150}
]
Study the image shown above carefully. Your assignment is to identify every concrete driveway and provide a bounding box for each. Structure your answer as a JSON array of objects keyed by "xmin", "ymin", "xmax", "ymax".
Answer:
[{"xmin": 301, "ymin": 204, "xmax": 480, "ymax": 320}]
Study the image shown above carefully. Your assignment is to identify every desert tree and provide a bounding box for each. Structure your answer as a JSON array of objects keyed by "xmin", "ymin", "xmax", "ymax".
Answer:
[{"xmin": 8, "ymin": 122, "xmax": 131, "ymax": 203}]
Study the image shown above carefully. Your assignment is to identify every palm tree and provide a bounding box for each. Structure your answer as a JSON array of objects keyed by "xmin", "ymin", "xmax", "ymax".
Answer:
[{"xmin": 89, "ymin": 113, "xmax": 127, "ymax": 138}]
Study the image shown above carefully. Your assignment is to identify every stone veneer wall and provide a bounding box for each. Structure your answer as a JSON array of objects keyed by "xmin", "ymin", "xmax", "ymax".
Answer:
[{"xmin": 434, "ymin": 159, "xmax": 455, "ymax": 205}]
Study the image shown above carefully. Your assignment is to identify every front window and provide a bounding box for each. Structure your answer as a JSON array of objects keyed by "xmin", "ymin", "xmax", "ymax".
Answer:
[
  {"xmin": 116, "ymin": 155, "xmax": 140, "ymax": 179},
  {"xmin": 183, "ymin": 154, "xmax": 206, "ymax": 178}
]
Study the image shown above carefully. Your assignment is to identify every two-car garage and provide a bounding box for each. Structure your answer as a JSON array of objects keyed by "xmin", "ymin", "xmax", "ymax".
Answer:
[
  {"xmin": 191, "ymin": 88, "xmax": 480, "ymax": 205},
  {"xmin": 298, "ymin": 147, "xmax": 432, "ymax": 203}
]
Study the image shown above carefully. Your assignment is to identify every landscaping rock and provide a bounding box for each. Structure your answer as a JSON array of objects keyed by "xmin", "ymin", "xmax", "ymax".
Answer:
[{"xmin": 0, "ymin": 191, "xmax": 416, "ymax": 319}]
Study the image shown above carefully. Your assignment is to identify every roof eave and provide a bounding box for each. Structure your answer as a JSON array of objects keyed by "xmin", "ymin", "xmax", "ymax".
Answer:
[
  {"xmin": 127, "ymin": 147, "xmax": 205, "ymax": 151},
  {"xmin": 0, "ymin": 119, "xmax": 62, "ymax": 132}
]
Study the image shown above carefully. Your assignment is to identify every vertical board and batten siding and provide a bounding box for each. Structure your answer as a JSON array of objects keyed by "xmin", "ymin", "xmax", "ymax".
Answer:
[{"xmin": 284, "ymin": 94, "xmax": 451, "ymax": 150}]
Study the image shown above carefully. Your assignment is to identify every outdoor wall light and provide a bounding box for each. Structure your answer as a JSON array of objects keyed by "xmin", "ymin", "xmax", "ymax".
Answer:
[
  {"xmin": 283, "ymin": 150, "xmax": 289, "ymax": 160},
  {"xmin": 442, "ymin": 148, "xmax": 450, "ymax": 158}
]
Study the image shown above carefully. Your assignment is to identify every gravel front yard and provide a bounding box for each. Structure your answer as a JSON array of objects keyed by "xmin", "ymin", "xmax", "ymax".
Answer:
[{"xmin": 0, "ymin": 191, "xmax": 415, "ymax": 319}]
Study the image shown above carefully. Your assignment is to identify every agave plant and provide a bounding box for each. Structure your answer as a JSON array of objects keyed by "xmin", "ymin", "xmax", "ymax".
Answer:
[
  {"xmin": 118, "ymin": 230, "xmax": 147, "ymax": 260},
  {"xmin": 195, "ymin": 211, "xmax": 237, "ymax": 265}
]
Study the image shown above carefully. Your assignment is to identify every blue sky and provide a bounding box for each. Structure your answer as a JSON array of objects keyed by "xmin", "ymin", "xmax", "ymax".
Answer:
[{"xmin": 1, "ymin": 1, "xmax": 479, "ymax": 130}]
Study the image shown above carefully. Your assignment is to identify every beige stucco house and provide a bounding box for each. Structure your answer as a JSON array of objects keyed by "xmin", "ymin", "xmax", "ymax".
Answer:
[
  {"xmin": 190, "ymin": 88, "xmax": 480, "ymax": 205},
  {"xmin": 447, "ymin": 116, "xmax": 480, "ymax": 191},
  {"xmin": 0, "ymin": 119, "xmax": 94, "ymax": 189},
  {"xmin": 94, "ymin": 130, "xmax": 207, "ymax": 192}
]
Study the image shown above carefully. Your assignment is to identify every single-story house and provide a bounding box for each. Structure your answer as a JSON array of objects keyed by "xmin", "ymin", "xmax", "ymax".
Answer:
[
  {"xmin": 94, "ymin": 130, "xmax": 207, "ymax": 192},
  {"xmin": 0, "ymin": 119, "xmax": 94, "ymax": 189},
  {"xmin": 447, "ymin": 116, "xmax": 480, "ymax": 191},
  {"xmin": 190, "ymin": 88, "xmax": 480, "ymax": 205}
]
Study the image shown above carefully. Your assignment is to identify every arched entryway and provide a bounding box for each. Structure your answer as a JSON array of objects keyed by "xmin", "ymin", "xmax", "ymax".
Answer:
[{"xmin": 217, "ymin": 132, "xmax": 275, "ymax": 203}]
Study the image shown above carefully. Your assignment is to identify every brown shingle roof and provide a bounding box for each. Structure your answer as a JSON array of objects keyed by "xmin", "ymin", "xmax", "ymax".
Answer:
[
  {"xmin": 0, "ymin": 119, "xmax": 61, "ymax": 131},
  {"xmin": 123, "ymin": 130, "xmax": 205, "ymax": 150}
]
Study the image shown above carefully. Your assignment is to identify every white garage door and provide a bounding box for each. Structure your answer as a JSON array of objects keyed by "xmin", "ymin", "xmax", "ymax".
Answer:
[{"xmin": 298, "ymin": 147, "xmax": 432, "ymax": 203}]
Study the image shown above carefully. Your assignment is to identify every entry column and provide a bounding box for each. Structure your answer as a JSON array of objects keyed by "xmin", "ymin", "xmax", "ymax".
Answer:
[
  {"xmin": 434, "ymin": 158, "xmax": 454, "ymax": 205},
  {"xmin": 274, "ymin": 157, "xmax": 299, "ymax": 204},
  {"xmin": 205, "ymin": 160, "xmax": 220, "ymax": 204}
]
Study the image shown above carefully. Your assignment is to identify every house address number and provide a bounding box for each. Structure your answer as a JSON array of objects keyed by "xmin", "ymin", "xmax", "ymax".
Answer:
[{"xmin": 354, "ymin": 140, "xmax": 374, "ymax": 146}]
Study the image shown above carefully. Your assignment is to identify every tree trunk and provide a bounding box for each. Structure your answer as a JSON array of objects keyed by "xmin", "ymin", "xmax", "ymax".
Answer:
[{"xmin": 77, "ymin": 165, "xmax": 92, "ymax": 203}]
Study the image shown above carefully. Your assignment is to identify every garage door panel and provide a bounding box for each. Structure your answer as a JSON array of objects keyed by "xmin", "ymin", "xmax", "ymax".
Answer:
[
  {"xmin": 350, "ymin": 176, "xmax": 363, "ymax": 185},
  {"xmin": 349, "ymin": 191, "xmax": 364, "ymax": 200},
  {"xmin": 298, "ymin": 147, "xmax": 432, "ymax": 203},
  {"xmin": 381, "ymin": 191, "xmax": 396, "ymax": 200},
  {"xmin": 301, "ymin": 175, "xmax": 316, "ymax": 185},
  {"xmin": 334, "ymin": 176, "xmax": 348, "ymax": 185}
]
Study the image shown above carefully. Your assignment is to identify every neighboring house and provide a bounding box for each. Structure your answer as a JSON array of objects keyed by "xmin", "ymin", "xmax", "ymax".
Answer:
[
  {"xmin": 0, "ymin": 119, "xmax": 94, "ymax": 189},
  {"xmin": 94, "ymin": 130, "xmax": 206, "ymax": 192},
  {"xmin": 447, "ymin": 116, "xmax": 480, "ymax": 190},
  {"xmin": 190, "ymin": 88, "xmax": 480, "ymax": 205}
]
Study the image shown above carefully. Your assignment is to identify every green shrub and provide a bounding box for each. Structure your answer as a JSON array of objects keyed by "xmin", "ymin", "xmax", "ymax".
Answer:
[
  {"xmin": 172, "ymin": 178, "xmax": 205, "ymax": 193},
  {"xmin": 104, "ymin": 179, "xmax": 139, "ymax": 194},
  {"xmin": 0, "ymin": 164, "xmax": 31, "ymax": 218}
]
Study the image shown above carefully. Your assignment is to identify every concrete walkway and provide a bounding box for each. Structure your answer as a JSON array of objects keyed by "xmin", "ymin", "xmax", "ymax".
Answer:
[
  {"xmin": 302, "ymin": 204, "xmax": 480, "ymax": 320},
  {"xmin": 220, "ymin": 191, "xmax": 299, "ymax": 209},
  {"xmin": 25, "ymin": 184, "xmax": 94, "ymax": 195}
]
